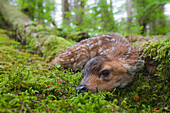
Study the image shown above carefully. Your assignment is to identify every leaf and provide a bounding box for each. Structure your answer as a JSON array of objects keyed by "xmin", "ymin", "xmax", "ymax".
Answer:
[
  {"xmin": 134, "ymin": 95, "xmax": 139, "ymax": 101},
  {"xmin": 45, "ymin": 85, "xmax": 57, "ymax": 91},
  {"xmin": 10, "ymin": 40, "xmax": 20, "ymax": 45},
  {"xmin": 154, "ymin": 110, "xmax": 159, "ymax": 113},
  {"xmin": 55, "ymin": 63, "xmax": 61, "ymax": 69}
]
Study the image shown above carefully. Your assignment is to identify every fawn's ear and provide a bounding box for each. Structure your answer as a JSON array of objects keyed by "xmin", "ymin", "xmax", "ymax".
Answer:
[{"xmin": 123, "ymin": 60, "xmax": 145, "ymax": 75}]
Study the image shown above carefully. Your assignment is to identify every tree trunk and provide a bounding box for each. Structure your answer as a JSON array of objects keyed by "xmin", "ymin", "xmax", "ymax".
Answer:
[
  {"xmin": 0, "ymin": 0, "xmax": 73, "ymax": 61},
  {"xmin": 135, "ymin": 0, "xmax": 147, "ymax": 35},
  {"xmin": 79, "ymin": 0, "xmax": 85, "ymax": 25},
  {"xmin": 62, "ymin": 0, "xmax": 70, "ymax": 24},
  {"xmin": 127, "ymin": 0, "xmax": 132, "ymax": 31},
  {"xmin": 74, "ymin": 0, "xmax": 85, "ymax": 26}
]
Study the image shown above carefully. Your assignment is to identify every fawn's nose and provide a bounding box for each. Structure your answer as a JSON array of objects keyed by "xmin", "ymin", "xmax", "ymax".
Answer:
[{"xmin": 76, "ymin": 85, "xmax": 89, "ymax": 94}]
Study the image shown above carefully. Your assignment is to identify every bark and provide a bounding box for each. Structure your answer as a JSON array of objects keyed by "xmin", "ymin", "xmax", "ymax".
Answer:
[{"xmin": 0, "ymin": 0, "xmax": 73, "ymax": 61}]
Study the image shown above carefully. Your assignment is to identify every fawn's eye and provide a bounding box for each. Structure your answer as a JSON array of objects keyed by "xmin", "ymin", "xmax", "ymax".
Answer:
[{"xmin": 101, "ymin": 70, "xmax": 110, "ymax": 77}]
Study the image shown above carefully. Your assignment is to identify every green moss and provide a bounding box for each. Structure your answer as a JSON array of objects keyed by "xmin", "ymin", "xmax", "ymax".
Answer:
[
  {"xmin": 0, "ymin": 30, "xmax": 169, "ymax": 112},
  {"xmin": 141, "ymin": 36, "xmax": 170, "ymax": 79},
  {"xmin": 41, "ymin": 35, "xmax": 74, "ymax": 62}
]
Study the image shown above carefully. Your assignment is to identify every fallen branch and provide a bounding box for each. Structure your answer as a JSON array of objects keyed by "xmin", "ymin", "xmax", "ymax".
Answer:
[
  {"xmin": 20, "ymin": 99, "xmax": 25, "ymax": 113},
  {"xmin": 29, "ymin": 99, "xmax": 40, "ymax": 105}
]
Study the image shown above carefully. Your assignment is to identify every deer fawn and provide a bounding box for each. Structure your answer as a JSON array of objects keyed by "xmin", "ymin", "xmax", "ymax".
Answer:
[{"xmin": 50, "ymin": 33, "xmax": 144, "ymax": 93}]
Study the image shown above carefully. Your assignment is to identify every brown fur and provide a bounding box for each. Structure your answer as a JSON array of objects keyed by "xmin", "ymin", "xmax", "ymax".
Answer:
[{"xmin": 50, "ymin": 33, "xmax": 144, "ymax": 93}]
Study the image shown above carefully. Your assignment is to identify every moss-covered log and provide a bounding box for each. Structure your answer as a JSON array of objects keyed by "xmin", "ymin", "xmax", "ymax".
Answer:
[
  {"xmin": 0, "ymin": 0, "xmax": 32, "ymax": 44},
  {"xmin": 0, "ymin": 0, "xmax": 74, "ymax": 61}
]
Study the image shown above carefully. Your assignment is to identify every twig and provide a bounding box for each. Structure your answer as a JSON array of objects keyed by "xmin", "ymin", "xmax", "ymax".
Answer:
[
  {"xmin": 151, "ymin": 85, "xmax": 165, "ymax": 104},
  {"xmin": 40, "ymin": 94, "xmax": 50, "ymax": 113},
  {"xmin": 8, "ymin": 90, "xmax": 18, "ymax": 95},
  {"xmin": 53, "ymin": 108, "xmax": 57, "ymax": 113},
  {"xmin": 29, "ymin": 99, "xmax": 40, "ymax": 105},
  {"xmin": 25, "ymin": 104, "xmax": 33, "ymax": 113},
  {"xmin": 45, "ymin": 103, "xmax": 50, "ymax": 113},
  {"xmin": 20, "ymin": 99, "xmax": 25, "ymax": 113},
  {"xmin": 18, "ymin": 76, "xmax": 24, "ymax": 94}
]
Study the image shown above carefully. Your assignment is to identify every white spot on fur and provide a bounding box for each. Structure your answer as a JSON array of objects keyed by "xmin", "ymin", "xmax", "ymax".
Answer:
[
  {"xmin": 103, "ymin": 49, "xmax": 110, "ymax": 55},
  {"xmin": 127, "ymin": 48, "xmax": 131, "ymax": 53},
  {"xmin": 110, "ymin": 38, "xmax": 115, "ymax": 42},
  {"xmin": 101, "ymin": 52, "xmax": 104, "ymax": 55},
  {"xmin": 86, "ymin": 43, "xmax": 89, "ymax": 46},
  {"xmin": 70, "ymin": 58, "xmax": 74, "ymax": 62},
  {"xmin": 60, "ymin": 59, "xmax": 64, "ymax": 62},
  {"xmin": 102, "ymin": 35, "xmax": 114, "ymax": 38},
  {"xmin": 90, "ymin": 51, "xmax": 96, "ymax": 58},
  {"xmin": 89, "ymin": 44, "xmax": 95, "ymax": 49},
  {"xmin": 105, "ymin": 38, "xmax": 110, "ymax": 41},
  {"xmin": 123, "ymin": 64, "xmax": 130, "ymax": 68},
  {"xmin": 123, "ymin": 55, "xmax": 130, "ymax": 60},
  {"xmin": 112, "ymin": 46, "xmax": 115, "ymax": 51},
  {"xmin": 76, "ymin": 46, "xmax": 80, "ymax": 50},
  {"xmin": 98, "ymin": 47, "xmax": 103, "ymax": 53},
  {"xmin": 98, "ymin": 39, "xmax": 102, "ymax": 45}
]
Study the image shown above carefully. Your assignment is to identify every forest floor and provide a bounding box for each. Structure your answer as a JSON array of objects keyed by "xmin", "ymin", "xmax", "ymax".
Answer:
[{"xmin": 0, "ymin": 29, "xmax": 169, "ymax": 113}]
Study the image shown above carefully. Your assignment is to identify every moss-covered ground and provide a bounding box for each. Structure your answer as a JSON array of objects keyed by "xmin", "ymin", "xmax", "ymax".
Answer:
[{"xmin": 0, "ymin": 29, "xmax": 169, "ymax": 112}]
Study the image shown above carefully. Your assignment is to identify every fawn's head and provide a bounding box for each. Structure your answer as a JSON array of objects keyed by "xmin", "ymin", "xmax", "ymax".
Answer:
[{"xmin": 76, "ymin": 56, "xmax": 144, "ymax": 93}]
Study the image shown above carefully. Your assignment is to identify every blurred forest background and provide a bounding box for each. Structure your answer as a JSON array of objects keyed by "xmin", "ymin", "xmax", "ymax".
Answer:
[{"xmin": 3, "ymin": 0, "xmax": 170, "ymax": 35}]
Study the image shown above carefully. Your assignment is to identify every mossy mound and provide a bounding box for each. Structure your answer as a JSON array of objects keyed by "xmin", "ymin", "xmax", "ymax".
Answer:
[{"xmin": 40, "ymin": 35, "xmax": 74, "ymax": 62}]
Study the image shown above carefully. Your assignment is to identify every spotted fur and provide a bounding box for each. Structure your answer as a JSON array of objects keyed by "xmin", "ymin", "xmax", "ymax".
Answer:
[
  {"xmin": 50, "ymin": 33, "xmax": 144, "ymax": 93},
  {"xmin": 51, "ymin": 33, "xmax": 139, "ymax": 70}
]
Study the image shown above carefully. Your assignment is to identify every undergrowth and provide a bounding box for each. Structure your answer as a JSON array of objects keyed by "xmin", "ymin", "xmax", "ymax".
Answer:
[{"xmin": 0, "ymin": 29, "xmax": 169, "ymax": 112}]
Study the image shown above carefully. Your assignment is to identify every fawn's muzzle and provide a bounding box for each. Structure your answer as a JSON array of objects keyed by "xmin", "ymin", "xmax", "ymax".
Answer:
[{"xmin": 75, "ymin": 85, "xmax": 89, "ymax": 94}]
